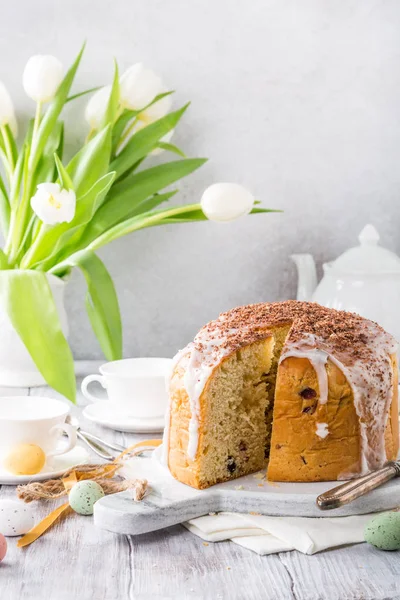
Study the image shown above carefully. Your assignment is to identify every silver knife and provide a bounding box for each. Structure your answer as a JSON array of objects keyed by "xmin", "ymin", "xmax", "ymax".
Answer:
[{"xmin": 317, "ymin": 461, "xmax": 400, "ymax": 510}]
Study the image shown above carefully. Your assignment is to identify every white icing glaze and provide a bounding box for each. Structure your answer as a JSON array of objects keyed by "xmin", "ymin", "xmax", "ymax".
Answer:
[{"xmin": 316, "ymin": 422, "xmax": 329, "ymax": 439}]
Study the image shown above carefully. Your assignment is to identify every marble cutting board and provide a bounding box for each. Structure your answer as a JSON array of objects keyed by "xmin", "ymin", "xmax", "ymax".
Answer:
[{"xmin": 93, "ymin": 447, "xmax": 399, "ymax": 536}]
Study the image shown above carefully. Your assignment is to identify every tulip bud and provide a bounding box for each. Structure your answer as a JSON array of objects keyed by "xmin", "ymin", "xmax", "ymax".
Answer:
[
  {"xmin": 23, "ymin": 55, "xmax": 63, "ymax": 103},
  {"xmin": 201, "ymin": 183, "xmax": 254, "ymax": 222},
  {"xmin": 120, "ymin": 63, "xmax": 163, "ymax": 111},
  {"xmin": 31, "ymin": 183, "xmax": 76, "ymax": 225},
  {"xmin": 0, "ymin": 81, "xmax": 16, "ymax": 128},
  {"xmin": 139, "ymin": 91, "xmax": 172, "ymax": 124},
  {"xmin": 84, "ymin": 85, "xmax": 111, "ymax": 129}
]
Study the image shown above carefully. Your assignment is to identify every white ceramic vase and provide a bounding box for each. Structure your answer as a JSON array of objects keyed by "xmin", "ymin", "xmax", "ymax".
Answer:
[{"xmin": 0, "ymin": 274, "xmax": 69, "ymax": 387}]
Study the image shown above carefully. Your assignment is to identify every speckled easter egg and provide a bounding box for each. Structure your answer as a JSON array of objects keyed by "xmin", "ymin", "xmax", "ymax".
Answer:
[
  {"xmin": 0, "ymin": 533, "xmax": 7, "ymax": 561},
  {"xmin": 3, "ymin": 443, "xmax": 46, "ymax": 475},
  {"xmin": 364, "ymin": 512, "xmax": 400, "ymax": 551},
  {"xmin": 69, "ymin": 480, "xmax": 105, "ymax": 515},
  {"xmin": 0, "ymin": 500, "xmax": 35, "ymax": 537}
]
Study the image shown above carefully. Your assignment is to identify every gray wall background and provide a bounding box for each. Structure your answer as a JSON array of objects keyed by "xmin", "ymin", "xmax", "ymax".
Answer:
[{"xmin": 1, "ymin": 0, "xmax": 399, "ymax": 359}]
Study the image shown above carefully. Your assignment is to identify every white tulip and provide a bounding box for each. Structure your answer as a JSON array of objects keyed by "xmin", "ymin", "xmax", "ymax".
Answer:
[
  {"xmin": 139, "ymin": 91, "xmax": 172, "ymax": 124},
  {"xmin": 0, "ymin": 81, "xmax": 16, "ymax": 128},
  {"xmin": 84, "ymin": 85, "xmax": 111, "ymax": 129},
  {"xmin": 120, "ymin": 63, "xmax": 163, "ymax": 111},
  {"xmin": 201, "ymin": 183, "xmax": 254, "ymax": 222},
  {"xmin": 23, "ymin": 55, "xmax": 63, "ymax": 103},
  {"xmin": 31, "ymin": 183, "xmax": 76, "ymax": 225}
]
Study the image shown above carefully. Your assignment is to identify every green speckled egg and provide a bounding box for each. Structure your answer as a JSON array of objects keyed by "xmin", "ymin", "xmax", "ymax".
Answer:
[
  {"xmin": 364, "ymin": 512, "xmax": 400, "ymax": 551},
  {"xmin": 69, "ymin": 480, "xmax": 105, "ymax": 516}
]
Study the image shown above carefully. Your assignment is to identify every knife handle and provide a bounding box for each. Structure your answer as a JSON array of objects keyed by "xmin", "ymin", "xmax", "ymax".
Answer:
[{"xmin": 317, "ymin": 461, "xmax": 400, "ymax": 510}]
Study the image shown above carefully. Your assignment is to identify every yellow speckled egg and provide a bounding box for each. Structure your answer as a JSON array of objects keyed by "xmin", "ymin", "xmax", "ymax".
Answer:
[{"xmin": 3, "ymin": 443, "xmax": 46, "ymax": 475}]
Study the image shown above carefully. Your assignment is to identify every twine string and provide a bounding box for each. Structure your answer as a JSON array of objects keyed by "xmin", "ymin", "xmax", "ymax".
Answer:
[{"xmin": 16, "ymin": 439, "xmax": 162, "ymax": 548}]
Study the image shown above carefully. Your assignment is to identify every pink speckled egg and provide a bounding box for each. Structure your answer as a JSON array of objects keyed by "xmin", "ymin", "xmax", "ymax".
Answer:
[{"xmin": 0, "ymin": 533, "xmax": 7, "ymax": 562}]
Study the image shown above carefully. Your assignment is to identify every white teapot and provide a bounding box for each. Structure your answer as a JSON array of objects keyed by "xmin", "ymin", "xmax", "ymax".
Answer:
[{"xmin": 292, "ymin": 224, "xmax": 400, "ymax": 342}]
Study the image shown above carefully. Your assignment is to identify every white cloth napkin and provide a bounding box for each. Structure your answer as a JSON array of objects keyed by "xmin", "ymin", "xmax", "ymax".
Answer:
[{"xmin": 183, "ymin": 511, "xmax": 374, "ymax": 555}]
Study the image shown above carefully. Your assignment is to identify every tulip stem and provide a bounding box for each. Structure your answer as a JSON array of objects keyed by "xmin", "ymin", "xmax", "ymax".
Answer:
[
  {"xmin": 10, "ymin": 103, "xmax": 43, "ymax": 261},
  {"xmin": 11, "ymin": 215, "xmax": 36, "ymax": 266},
  {"xmin": 6, "ymin": 142, "xmax": 32, "ymax": 261},
  {"xmin": 32, "ymin": 102, "xmax": 42, "ymax": 142},
  {"xmin": 19, "ymin": 224, "xmax": 47, "ymax": 269},
  {"xmin": 0, "ymin": 126, "xmax": 15, "ymax": 175},
  {"xmin": 116, "ymin": 117, "xmax": 138, "ymax": 154}
]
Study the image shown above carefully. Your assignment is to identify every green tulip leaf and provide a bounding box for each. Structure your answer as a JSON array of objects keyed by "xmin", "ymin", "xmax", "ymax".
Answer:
[
  {"xmin": 250, "ymin": 207, "xmax": 283, "ymax": 214},
  {"xmin": 126, "ymin": 189, "xmax": 179, "ymax": 218},
  {"xmin": 57, "ymin": 251, "xmax": 122, "ymax": 361},
  {"xmin": 32, "ymin": 121, "xmax": 64, "ymax": 190},
  {"xmin": 0, "ymin": 249, "xmax": 8, "ymax": 269},
  {"xmin": 156, "ymin": 142, "xmax": 186, "ymax": 158},
  {"xmin": 100, "ymin": 61, "xmax": 120, "ymax": 130},
  {"xmin": 66, "ymin": 86, "xmax": 102, "ymax": 103},
  {"xmin": 54, "ymin": 154, "xmax": 74, "ymax": 191},
  {"xmin": 110, "ymin": 103, "xmax": 189, "ymax": 180},
  {"xmin": 0, "ymin": 175, "xmax": 10, "ymax": 237},
  {"xmin": 9, "ymin": 144, "xmax": 27, "ymax": 207},
  {"xmin": 80, "ymin": 252, "xmax": 122, "ymax": 360},
  {"xmin": 0, "ymin": 270, "xmax": 76, "ymax": 402},
  {"xmin": 66, "ymin": 125, "xmax": 112, "ymax": 197},
  {"xmin": 3, "ymin": 124, "xmax": 18, "ymax": 169}
]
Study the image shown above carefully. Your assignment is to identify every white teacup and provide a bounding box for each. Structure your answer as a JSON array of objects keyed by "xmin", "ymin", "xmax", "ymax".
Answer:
[
  {"xmin": 0, "ymin": 397, "xmax": 77, "ymax": 464},
  {"xmin": 81, "ymin": 357, "xmax": 172, "ymax": 419}
]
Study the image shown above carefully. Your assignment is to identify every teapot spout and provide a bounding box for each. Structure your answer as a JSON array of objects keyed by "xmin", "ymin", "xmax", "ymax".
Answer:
[{"xmin": 291, "ymin": 254, "xmax": 318, "ymax": 302}]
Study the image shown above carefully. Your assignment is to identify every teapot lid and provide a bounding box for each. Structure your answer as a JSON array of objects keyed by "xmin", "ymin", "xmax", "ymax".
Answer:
[{"xmin": 331, "ymin": 224, "xmax": 400, "ymax": 274}]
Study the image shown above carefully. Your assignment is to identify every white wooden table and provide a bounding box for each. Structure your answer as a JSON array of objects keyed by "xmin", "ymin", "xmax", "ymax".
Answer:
[{"xmin": 1, "ymin": 366, "xmax": 400, "ymax": 600}]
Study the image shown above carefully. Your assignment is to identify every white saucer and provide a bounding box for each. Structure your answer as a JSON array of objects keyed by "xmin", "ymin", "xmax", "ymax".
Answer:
[
  {"xmin": 82, "ymin": 402, "xmax": 165, "ymax": 433},
  {"xmin": 0, "ymin": 446, "xmax": 90, "ymax": 485}
]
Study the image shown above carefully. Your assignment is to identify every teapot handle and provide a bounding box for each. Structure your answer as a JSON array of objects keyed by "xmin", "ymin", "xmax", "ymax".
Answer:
[{"xmin": 291, "ymin": 254, "xmax": 317, "ymax": 302}]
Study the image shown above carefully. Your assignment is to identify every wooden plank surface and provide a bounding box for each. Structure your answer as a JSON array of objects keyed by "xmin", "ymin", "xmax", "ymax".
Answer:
[{"xmin": 0, "ymin": 375, "xmax": 400, "ymax": 600}]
